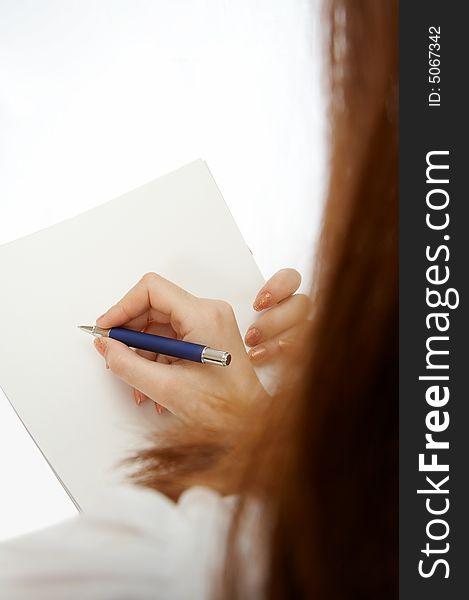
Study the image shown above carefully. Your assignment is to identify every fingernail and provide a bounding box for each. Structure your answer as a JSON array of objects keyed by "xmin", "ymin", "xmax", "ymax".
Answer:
[
  {"xmin": 249, "ymin": 346, "xmax": 267, "ymax": 362},
  {"xmin": 94, "ymin": 337, "xmax": 107, "ymax": 356},
  {"xmin": 155, "ymin": 402, "xmax": 164, "ymax": 414},
  {"xmin": 279, "ymin": 338, "xmax": 294, "ymax": 350},
  {"xmin": 245, "ymin": 327, "xmax": 261, "ymax": 346},
  {"xmin": 134, "ymin": 390, "xmax": 143, "ymax": 405},
  {"xmin": 253, "ymin": 291, "xmax": 273, "ymax": 311}
]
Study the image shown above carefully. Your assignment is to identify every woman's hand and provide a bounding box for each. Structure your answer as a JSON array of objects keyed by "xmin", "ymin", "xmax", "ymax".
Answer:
[
  {"xmin": 245, "ymin": 269, "xmax": 312, "ymax": 364},
  {"xmin": 94, "ymin": 272, "xmax": 265, "ymax": 425}
]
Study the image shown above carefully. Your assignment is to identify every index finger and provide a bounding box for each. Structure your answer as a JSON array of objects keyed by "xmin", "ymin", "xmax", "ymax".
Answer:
[{"xmin": 96, "ymin": 272, "xmax": 193, "ymax": 329}]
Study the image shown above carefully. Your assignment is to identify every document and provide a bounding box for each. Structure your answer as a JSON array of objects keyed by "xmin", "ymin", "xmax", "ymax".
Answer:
[{"xmin": 0, "ymin": 160, "xmax": 264, "ymax": 513}]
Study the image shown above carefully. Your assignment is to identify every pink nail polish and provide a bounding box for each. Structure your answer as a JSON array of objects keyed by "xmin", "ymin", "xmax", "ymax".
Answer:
[
  {"xmin": 245, "ymin": 327, "xmax": 261, "ymax": 346},
  {"xmin": 249, "ymin": 346, "xmax": 267, "ymax": 362},
  {"xmin": 253, "ymin": 291, "xmax": 273, "ymax": 311},
  {"xmin": 94, "ymin": 338, "xmax": 107, "ymax": 356}
]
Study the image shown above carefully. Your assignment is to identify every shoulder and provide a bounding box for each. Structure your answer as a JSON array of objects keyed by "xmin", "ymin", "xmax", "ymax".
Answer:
[{"xmin": 0, "ymin": 485, "xmax": 236, "ymax": 600}]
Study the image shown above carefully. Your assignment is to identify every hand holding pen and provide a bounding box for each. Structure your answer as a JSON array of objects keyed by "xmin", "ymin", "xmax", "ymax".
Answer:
[{"xmin": 88, "ymin": 272, "xmax": 265, "ymax": 424}]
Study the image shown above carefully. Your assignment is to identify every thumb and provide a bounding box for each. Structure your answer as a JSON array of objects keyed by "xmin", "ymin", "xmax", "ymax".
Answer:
[{"xmin": 94, "ymin": 337, "xmax": 173, "ymax": 403}]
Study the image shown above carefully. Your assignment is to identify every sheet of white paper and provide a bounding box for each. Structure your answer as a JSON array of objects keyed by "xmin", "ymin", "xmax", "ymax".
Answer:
[
  {"xmin": 0, "ymin": 386, "xmax": 78, "ymax": 541},
  {"xmin": 0, "ymin": 160, "xmax": 264, "ymax": 512}
]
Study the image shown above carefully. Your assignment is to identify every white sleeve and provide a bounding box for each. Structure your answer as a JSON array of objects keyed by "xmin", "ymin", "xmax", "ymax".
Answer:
[{"xmin": 0, "ymin": 485, "xmax": 236, "ymax": 600}]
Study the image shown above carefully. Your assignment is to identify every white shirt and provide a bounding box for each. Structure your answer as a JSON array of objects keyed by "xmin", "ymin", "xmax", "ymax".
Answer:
[{"xmin": 0, "ymin": 485, "xmax": 244, "ymax": 599}]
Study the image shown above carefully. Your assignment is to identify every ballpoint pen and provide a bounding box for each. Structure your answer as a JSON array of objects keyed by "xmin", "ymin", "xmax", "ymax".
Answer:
[{"xmin": 78, "ymin": 325, "xmax": 231, "ymax": 367}]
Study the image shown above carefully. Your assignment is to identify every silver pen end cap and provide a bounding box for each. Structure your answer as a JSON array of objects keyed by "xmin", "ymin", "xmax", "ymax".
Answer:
[{"xmin": 201, "ymin": 347, "xmax": 232, "ymax": 367}]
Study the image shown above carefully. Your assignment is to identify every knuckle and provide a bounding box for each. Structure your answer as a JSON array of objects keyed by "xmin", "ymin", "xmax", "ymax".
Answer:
[
  {"xmin": 214, "ymin": 299, "xmax": 234, "ymax": 316},
  {"xmin": 216, "ymin": 298, "xmax": 233, "ymax": 311},
  {"xmin": 294, "ymin": 293, "xmax": 313, "ymax": 314},
  {"xmin": 141, "ymin": 271, "xmax": 159, "ymax": 284},
  {"xmin": 178, "ymin": 286, "xmax": 192, "ymax": 301},
  {"xmin": 208, "ymin": 299, "xmax": 235, "ymax": 323}
]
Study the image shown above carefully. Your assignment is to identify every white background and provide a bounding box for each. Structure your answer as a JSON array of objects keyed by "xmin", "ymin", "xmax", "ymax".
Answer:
[{"xmin": 0, "ymin": 0, "xmax": 327, "ymax": 539}]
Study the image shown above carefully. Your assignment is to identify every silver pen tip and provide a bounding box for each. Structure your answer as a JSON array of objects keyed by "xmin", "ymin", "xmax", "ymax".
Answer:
[
  {"xmin": 78, "ymin": 325, "xmax": 94, "ymax": 334},
  {"xmin": 78, "ymin": 325, "xmax": 109, "ymax": 338}
]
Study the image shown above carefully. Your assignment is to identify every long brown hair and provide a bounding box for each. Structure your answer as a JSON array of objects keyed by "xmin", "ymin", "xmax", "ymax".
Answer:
[{"xmin": 131, "ymin": 0, "xmax": 398, "ymax": 597}]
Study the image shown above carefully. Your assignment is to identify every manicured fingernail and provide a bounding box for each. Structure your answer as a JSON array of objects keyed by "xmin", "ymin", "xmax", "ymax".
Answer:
[
  {"xmin": 245, "ymin": 327, "xmax": 261, "ymax": 346},
  {"xmin": 253, "ymin": 291, "xmax": 273, "ymax": 311},
  {"xmin": 249, "ymin": 346, "xmax": 267, "ymax": 362},
  {"xmin": 134, "ymin": 390, "xmax": 143, "ymax": 405},
  {"xmin": 155, "ymin": 402, "xmax": 164, "ymax": 414},
  {"xmin": 94, "ymin": 337, "xmax": 107, "ymax": 356}
]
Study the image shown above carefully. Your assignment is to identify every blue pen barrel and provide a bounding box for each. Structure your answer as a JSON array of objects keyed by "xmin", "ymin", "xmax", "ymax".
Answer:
[{"xmin": 109, "ymin": 327, "xmax": 205, "ymax": 362}]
